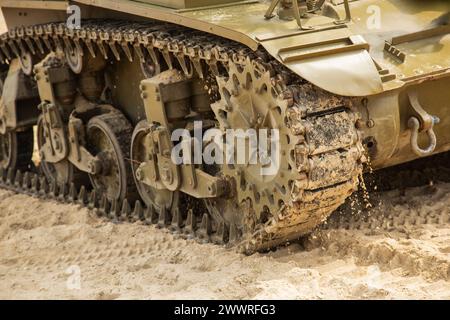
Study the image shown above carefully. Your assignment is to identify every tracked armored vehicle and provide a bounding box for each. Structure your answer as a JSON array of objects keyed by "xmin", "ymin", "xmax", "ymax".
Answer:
[{"xmin": 0, "ymin": 0, "xmax": 449, "ymax": 252}]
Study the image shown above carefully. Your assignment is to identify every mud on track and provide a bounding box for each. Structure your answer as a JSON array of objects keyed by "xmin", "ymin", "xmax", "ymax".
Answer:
[{"xmin": 1, "ymin": 171, "xmax": 450, "ymax": 299}]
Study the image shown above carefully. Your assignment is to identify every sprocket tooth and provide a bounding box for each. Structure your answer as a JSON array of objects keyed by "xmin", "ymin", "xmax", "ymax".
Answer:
[
  {"xmin": 68, "ymin": 183, "xmax": 77, "ymax": 203},
  {"xmin": 98, "ymin": 194, "xmax": 110, "ymax": 217},
  {"xmin": 132, "ymin": 200, "xmax": 143, "ymax": 222},
  {"xmin": 13, "ymin": 171, "xmax": 23, "ymax": 191},
  {"xmin": 211, "ymin": 221, "xmax": 229, "ymax": 245},
  {"xmin": 157, "ymin": 207, "xmax": 170, "ymax": 228},
  {"xmin": 38, "ymin": 177, "xmax": 49, "ymax": 197},
  {"xmin": 120, "ymin": 199, "xmax": 131, "ymax": 222},
  {"xmin": 169, "ymin": 207, "xmax": 183, "ymax": 233},
  {"xmin": 77, "ymin": 186, "xmax": 87, "ymax": 206},
  {"xmin": 196, "ymin": 213, "xmax": 212, "ymax": 243},
  {"xmin": 143, "ymin": 206, "xmax": 157, "ymax": 225},
  {"xmin": 183, "ymin": 209, "xmax": 197, "ymax": 238}
]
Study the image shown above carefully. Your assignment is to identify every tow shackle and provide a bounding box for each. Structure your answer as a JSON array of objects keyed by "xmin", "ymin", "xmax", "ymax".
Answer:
[{"xmin": 407, "ymin": 91, "xmax": 440, "ymax": 157}]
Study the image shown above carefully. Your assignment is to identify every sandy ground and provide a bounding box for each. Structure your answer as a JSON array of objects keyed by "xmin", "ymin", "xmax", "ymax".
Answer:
[{"xmin": 0, "ymin": 179, "xmax": 449, "ymax": 300}]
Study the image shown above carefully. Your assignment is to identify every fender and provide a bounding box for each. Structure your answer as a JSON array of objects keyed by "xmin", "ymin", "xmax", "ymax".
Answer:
[{"xmin": 260, "ymin": 34, "xmax": 384, "ymax": 97}]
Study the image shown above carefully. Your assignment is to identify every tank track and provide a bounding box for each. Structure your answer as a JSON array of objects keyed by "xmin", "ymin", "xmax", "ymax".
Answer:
[{"xmin": 0, "ymin": 20, "xmax": 365, "ymax": 252}]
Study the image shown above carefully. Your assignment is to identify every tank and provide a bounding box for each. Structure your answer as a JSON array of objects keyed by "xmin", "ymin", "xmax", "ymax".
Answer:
[{"xmin": 0, "ymin": 0, "xmax": 449, "ymax": 252}]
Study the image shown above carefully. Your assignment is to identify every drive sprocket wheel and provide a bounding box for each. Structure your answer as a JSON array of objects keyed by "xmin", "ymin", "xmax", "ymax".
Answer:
[
  {"xmin": 211, "ymin": 60, "xmax": 364, "ymax": 253},
  {"xmin": 212, "ymin": 60, "xmax": 301, "ymax": 219}
]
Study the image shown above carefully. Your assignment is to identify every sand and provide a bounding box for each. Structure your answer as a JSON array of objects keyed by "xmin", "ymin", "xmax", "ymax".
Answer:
[{"xmin": 0, "ymin": 180, "xmax": 449, "ymax": 299}]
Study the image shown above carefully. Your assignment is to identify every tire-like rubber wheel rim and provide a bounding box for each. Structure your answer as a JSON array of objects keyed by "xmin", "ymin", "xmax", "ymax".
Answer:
[{"xmin": 86, "ymin": 112, "xmax": 137, "ymax": 203}]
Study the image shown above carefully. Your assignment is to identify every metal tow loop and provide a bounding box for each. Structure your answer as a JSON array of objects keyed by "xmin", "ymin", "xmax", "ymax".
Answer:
[{"xmin": 407, "ymin": 91, "xmax": 440, "ymax": 157}]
